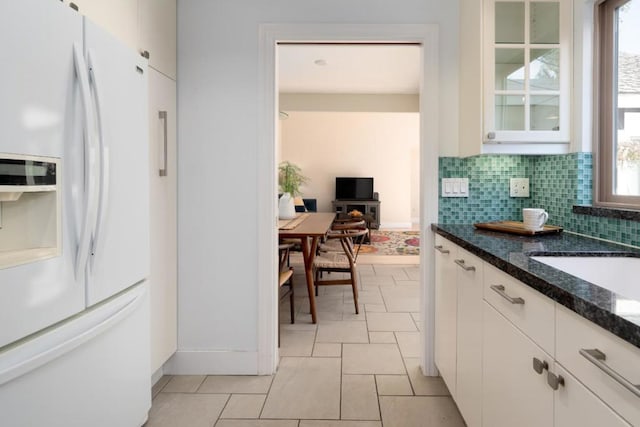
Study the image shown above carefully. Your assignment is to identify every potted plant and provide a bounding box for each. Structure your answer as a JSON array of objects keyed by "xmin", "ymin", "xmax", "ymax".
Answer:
[{"xmin": 278, "ymin": 161, "xmax": 308, "ymax": 219}]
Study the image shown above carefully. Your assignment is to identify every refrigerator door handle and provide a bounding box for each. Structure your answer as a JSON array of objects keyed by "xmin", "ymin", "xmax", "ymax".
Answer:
[
  {"xmin": 87, "ymin": 49, "xmax": 109, "ymax": 266},
  {"xmin": 72, "ymin": 43, "xmax": 99, "ymax": 280},
  {"xmin": 0, "ymin": 283, "xmax": 147, "ymax": 387}
]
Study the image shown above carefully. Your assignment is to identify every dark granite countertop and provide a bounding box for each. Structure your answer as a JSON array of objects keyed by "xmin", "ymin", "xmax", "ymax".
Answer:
[{"xmin": 431, "ymin": 224, "xmax": 640, "ymax": 349}]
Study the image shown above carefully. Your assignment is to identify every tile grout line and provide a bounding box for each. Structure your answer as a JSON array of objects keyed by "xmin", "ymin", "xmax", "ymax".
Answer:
[
  {"xmin": 309, "ymin": 309, "xmax": 320, "ymax": 357},
  {"xmin": 213, "ymin": 393, "xmax": 232, "ymax": 426},
  {"xmin": 339, "ymin": 342, "xmax": 343, "ymax": 420},
  {"xmin": 373, "ymin": 373, "xmax": 384, "ymax": 425},
  {"xmin": 257, "ymin": 363, "xmax": 278, "ymax": 420},
  {"xmin": 399, "ymin": 351, "xmax": 417, "ymax": 397},
  {"xmin": 194, "ymin": 375, "xmax": 207, "ymax": 393}
]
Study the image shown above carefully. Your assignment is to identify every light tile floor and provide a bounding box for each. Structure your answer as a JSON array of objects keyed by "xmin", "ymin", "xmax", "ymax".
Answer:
[{"xmin": 146, "ymin": 261, "xmax": 464, "ymax": 427}]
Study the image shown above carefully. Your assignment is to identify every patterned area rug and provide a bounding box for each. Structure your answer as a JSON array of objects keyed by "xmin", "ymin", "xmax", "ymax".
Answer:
[{"xmin": 359, "ymin": 230, "xmax": 420, "ymax": 255}]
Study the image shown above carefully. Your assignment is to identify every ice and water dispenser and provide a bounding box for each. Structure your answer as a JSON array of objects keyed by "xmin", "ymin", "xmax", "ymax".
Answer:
[{"xmin": 0, "ymin": 154, "xmax": 60, "ymax": 268}]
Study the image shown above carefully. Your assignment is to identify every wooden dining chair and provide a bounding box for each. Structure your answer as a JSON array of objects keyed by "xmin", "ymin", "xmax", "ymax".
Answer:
[
  {"xmin": 312, "ymin": 228, "xmax": 368, "ymax": 314},
  {"xmin": 319, "ymin": 219, "xmax": 368, "ymax": 253},
  {"xmin": 278, "ymin": 243, "xmax": 295, "ymax": 345}
]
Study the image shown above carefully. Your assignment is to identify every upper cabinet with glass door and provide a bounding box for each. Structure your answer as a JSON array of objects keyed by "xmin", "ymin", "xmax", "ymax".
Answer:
[{"xmin": 483, "ymin": 0, "xmax": 571, "ymax": 151}]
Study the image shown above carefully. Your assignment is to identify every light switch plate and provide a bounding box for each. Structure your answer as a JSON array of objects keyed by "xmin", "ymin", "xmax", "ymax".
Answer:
[
  {"xmin": 442, "ymin": 178, "xmax": 469, "ymax": 198},
  {"xmin": 510, "ymin": 178, "xmax": 530, "ymax": 197}
]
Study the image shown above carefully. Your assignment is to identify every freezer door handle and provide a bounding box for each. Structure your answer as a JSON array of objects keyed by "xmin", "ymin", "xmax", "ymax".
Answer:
[
  {"xmin": 0, "ymin": 283, "xmax": 147, "ymax": 387},
  {"xmin": 72, "ymin": 43, "xmax": 100, "ymax": 280},
  {"xmin": 87, "ymin": 49, "xmax": 109, "ymax": 266}
]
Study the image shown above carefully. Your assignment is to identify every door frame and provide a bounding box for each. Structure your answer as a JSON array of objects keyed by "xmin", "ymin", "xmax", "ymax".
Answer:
[{"xmin": 257, "ymin": 23, "xmax": 440, "ymax": 375}]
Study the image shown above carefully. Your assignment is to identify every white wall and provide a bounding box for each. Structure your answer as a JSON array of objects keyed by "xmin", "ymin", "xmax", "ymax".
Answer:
[
  {"xmin": 280, "ymin": 111, "xmax": 419, "ymax": 227},
  {"xmin": 176, "ymin": 0, "xmax": 459, "ymax": 373}
]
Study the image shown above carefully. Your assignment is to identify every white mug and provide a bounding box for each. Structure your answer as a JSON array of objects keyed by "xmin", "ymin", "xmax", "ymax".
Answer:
[{"xmin": 523, "ymin": 208, "xmax": 548, "ymax": 231}]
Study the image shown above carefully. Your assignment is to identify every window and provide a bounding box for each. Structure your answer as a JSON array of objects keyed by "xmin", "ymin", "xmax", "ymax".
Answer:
[{"xmin": 595, "ymin": 0, "xmax": 640, "ymax": 207}]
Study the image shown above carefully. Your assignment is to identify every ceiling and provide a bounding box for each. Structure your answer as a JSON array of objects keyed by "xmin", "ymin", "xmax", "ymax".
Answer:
[{"xmin": 278, "ymin": 44, "xmax": 421, "ymax": 95}]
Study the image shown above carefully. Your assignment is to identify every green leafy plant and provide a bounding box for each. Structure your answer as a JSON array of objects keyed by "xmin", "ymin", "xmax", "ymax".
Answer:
[{"xmin": 278, "ymin": 161, "xmax": 309, "ymax": 196}]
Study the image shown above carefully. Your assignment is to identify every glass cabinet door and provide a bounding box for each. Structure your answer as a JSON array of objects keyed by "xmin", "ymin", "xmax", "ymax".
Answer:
[{"xmin": 485, "ymin": 0, "xmax": 570, "ymax": 145}]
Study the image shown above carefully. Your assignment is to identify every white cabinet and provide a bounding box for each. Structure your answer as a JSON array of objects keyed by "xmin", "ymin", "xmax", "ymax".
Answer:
[
  {"xmin": 483, "ymin": 263, "xmax": 555, "ymax": 355},
  {"xmin": 434, "ymin": 237, "xmax": 483, "ymax": 426},
  {"xmin": 434, "ymin": 235, "xmax": 458, "ymax": 398},
  {"xmin": 553, "ymin": 364, "xmax": 631, "ymax": 427},
  {"xmin": 455, "ymin": 248, "xmax": 483, "ymax": 427},
  {"xmin": 65, "ymin": 0, "xmax": 139, "ymax": 51},
  {"xmin": 483, "ymin": 0, "xmax": 571, "ymax": 149},
  {"xmin": 138, "ymin": 0, "xmax": 177, "ymax": 79},
  {"xmin": 459, "ymin": 0, "xmax": 572, "ymax": 155},
  {"xmin": 482, "ymin": 302, "xmax": 553, "ymax": 427},
  {"xmin": 435, "ymin": 234, "xmax": 640, "ymax": 427},
  {"xmin": 148, "ymin": 68, "xmax": 177, "ymax": 373},
  {"xmin": 483, "ymin": 299, "xmax": 632, "ymax": 427},
  {"xmin": 556, "ymin": 305, "xmax": 640, "ymax": 426}
]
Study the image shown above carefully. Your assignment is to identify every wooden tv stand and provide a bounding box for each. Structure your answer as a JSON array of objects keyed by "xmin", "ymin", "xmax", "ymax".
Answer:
[{"xmin": 332, "ymin": 199, "xmax": 381, "ymax": 230}]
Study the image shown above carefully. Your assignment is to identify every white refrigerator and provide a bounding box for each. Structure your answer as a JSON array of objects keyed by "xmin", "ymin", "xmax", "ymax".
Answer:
[{"xmin": 0, "ymin": 0, "xmax": 151, "ymax": 425}]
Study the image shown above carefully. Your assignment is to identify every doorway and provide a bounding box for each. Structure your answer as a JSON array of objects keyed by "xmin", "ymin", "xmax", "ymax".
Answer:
[
  {"xmin": 257, "ymin": 24, "xmax": 440, "ymax": 376},
  {"xmin": 278, "ymin": 43, "xmax": 421, "ymax": 225}
]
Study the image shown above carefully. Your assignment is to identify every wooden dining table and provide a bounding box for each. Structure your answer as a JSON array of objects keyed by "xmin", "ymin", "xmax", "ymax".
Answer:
[{"xmin": 278, "ymin": 212, "xmax": 336, "ymax": 324}]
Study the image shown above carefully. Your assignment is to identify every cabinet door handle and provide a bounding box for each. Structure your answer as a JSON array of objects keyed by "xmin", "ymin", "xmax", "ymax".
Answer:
[
  {"xmin": 579, "ymin": 349, "xmax": 640, "ymax": 398},
  {"xmin": 141, "ymin": 50, "xmax": 150, "ymax": 59},
  {"xmin": 490, "ymin": 285, "xmax": 525, "ymax": 305},
  {"xmin": 547, "ymin": 371, "xmax": 565, "ymax": 390},
  {"xmin": 158, "ymin": 111, "xmax": 168, "ymax": 177},
  {"xmin": 532, "ymin": 357, "xmax": 548, "ymax": 374},
  {"xmin": 454, "ymin": 259, "xmax": 475, "ymax": 271},
  {"xmin": 434, "ymin": 245, "xmax": 450, "ymax": 254}
]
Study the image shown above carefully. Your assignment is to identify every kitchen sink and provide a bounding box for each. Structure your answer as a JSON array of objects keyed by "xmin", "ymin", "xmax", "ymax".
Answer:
[{"xmin": 530, "ymin": 255, "xmax": 640, "ymax": 301}]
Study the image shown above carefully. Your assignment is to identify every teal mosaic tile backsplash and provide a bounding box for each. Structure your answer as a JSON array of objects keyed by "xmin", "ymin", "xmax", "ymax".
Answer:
[
  {"xmin": 532, "ymin": 153, "xmax": 593, "ymax": 232},
  {"xmin": 439, "ymin": 155, "xmax": 532, "ymax": 223},
  {"xmin": 438, "ymin": 152, "xmax": 640, "ymax": 247}
]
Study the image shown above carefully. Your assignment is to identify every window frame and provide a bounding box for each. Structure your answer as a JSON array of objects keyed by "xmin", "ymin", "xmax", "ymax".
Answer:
[{"xmin": 594, "ymin": 0, "xmax": 640, "ymax": 209}]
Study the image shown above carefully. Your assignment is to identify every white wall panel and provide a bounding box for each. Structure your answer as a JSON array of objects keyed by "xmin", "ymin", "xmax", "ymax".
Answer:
[{"xmin": 176, "ymin": 0, "xmax": 459, "ymax": 373}]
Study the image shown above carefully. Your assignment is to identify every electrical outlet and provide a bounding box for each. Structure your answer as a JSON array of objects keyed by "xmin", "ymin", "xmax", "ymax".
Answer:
[{"xmin": 510, "ymin": 178, "xmax": 530, "ymax": 197}]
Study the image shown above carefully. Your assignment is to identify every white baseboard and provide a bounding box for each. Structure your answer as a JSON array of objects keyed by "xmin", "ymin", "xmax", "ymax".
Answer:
[
  {"xmin": 164, "ymin": 350, "xmax": 259, "ymax": 375},
  {"xmin": 151, "ymin": 366, "xmax": 165, "ymax": 386},
  {"xmin": 379, "ymin": 222, "xmax": 413, "ymax": 229}
]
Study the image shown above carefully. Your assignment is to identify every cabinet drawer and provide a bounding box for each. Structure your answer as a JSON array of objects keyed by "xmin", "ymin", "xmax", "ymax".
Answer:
[
  {"xmin": 482, "ymin": 302, "xmax": 553, "ymax": 427},
  {"xmin": 484, "ymin": 263, "xmax": 555, "ymax": 355},
  {"xmin": 434, "ymin": 234, "xmax": 455, "ymax": 254},
  {"xmin": 556, "ymin": 305, "xmax": 640, "ymax": 426},
  {"xmin": 554, "ymin": 364, "xmax": 631, "ymax": 427}
]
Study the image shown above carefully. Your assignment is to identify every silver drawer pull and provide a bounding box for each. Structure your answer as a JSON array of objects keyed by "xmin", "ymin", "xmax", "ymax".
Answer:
[
  {"xmin": 532, "ymin": 357, "xmax": 548, "ymax": 374},
  {"xmin": 490, "ymin": 285, "xmax": 525, "ymax": 305},
  {"xmin": 454, "ymin": 259, "xmax": 476, "ymax": 271},
  {"xmin": 579, "ymin": 348, "xmax": 640, "ymax": 398},
  {"xmin": 547, "ymin": 371, "xmax": 565, "ymax": 390},
  {"xmin": 434, "ymin": 245, "xmax": 450, "ymax": 254}
]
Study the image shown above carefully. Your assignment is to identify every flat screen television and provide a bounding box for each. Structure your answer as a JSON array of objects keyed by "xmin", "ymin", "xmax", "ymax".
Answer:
[{"xmin": 335, "ymin": 177, "xmax": 374, "ymax": 200}]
